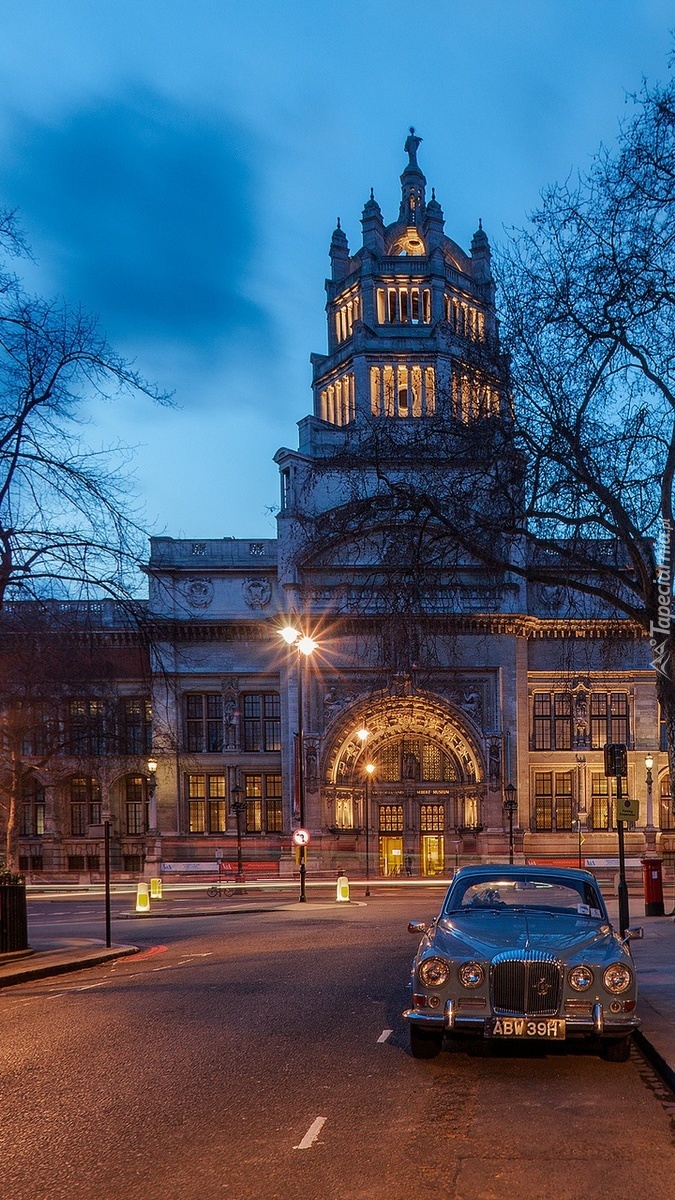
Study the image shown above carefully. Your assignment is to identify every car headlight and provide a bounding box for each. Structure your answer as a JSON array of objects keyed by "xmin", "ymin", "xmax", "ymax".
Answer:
[
  {"xmin": 603, "ymin": 963, "xmax": 633, "ymax": 994},
  {"xmin": 568, "ymin": 965, "xmax": 594, "ymax": 991},
  {"xmin": 458, "ymin": 961, "xmax": 485, "ymax": 988},
  {"xmin": 418, "ymin": 957, "xmax": 450, "ymax": 987}
]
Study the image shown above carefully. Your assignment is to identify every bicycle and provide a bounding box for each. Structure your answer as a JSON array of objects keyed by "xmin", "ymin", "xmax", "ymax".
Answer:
[{"xmin": 205, "ymin": 883, "xmax": 248, "ymax": 898}]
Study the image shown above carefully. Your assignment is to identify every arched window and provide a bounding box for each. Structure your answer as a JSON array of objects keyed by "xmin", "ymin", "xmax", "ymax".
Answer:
[{"xmin": 125, "ymin": 775, "xmax": 148, "ymax": 835}]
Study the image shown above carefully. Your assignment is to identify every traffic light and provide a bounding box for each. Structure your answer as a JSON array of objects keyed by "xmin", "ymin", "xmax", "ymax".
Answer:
[{"xmin": 604, "ymin": 744, "xmax": 628, "ymax": 778}]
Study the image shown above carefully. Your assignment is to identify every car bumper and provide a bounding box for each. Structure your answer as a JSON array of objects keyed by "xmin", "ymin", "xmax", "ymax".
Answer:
[{"xmin": 402, "ymin": 1001, "xmax": 641, "ymax": 1038}]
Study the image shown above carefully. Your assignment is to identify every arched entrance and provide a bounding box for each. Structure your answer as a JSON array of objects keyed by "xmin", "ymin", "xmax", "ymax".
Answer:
[{"xmin": 323, "ymin": 690, "xmax": 485, "ymax": 877}]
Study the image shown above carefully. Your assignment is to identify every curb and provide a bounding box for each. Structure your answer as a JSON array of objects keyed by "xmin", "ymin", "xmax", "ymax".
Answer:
[
  {"xmin": 117, "ymin": 901, "xmax": 367, "ymax": 919},
  {"xmin": 635, "ymin": 1030, "xmax": 675, "ymax": 1094},
  {"xmin": 0, "ymin": 944, "xmax": 138, "ymax": 988},
  {"xmin": 118, "ymin": 905, "xmax": 286, "ymax": 919}
]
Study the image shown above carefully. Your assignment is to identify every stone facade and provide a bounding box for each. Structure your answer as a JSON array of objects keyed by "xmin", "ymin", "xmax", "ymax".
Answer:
[{"xmin": 10, "ymin": 136, "xmax": 672, "ymax": 881}]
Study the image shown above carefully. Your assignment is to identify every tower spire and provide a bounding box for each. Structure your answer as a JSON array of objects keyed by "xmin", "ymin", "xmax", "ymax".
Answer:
[{"xmin": 399, "ymin": 126, "xmax": 426, "ymax": 225}]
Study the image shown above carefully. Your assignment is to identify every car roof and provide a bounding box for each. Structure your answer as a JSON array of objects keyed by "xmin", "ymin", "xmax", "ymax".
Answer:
[{"xmin": 450, "ymin": 864, "xmax": 599, "ymax": 885}]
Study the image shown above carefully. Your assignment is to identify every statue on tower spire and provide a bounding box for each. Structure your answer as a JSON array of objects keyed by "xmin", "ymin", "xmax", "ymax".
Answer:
[{"xmin": 404, "ymin": 126, "xmax": 423, "ymax": 168}]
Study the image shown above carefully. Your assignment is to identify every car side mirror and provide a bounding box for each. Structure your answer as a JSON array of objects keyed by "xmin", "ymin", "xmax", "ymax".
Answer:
[
  {"xmin": 408, "ymin": 921, "xmax": 429, "ymax": 936},
  {"xmin": 623, "ymin": 927, "xmax": 644, "ymax": 943}
]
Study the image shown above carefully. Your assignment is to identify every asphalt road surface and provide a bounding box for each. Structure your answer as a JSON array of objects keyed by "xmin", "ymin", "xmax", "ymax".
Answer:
[{"xmin": 2, "ymin": 892, "xmax": 675, "ymax": 1200}]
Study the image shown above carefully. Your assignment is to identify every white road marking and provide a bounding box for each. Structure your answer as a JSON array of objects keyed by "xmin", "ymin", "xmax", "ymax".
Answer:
[
  {"xmin": 294, "ymin": 1117, "xmax": 327, "ymax": 1150},
  {"xmin": 377, "ymin": 1029, "xmax": 393, "ymax": 1043}
]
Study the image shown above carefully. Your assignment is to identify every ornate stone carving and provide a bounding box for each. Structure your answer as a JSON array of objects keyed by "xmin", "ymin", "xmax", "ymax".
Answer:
[
  {"xmin": 323, "ymin": 682, "xmax": 359, "ymax": 727},
  {"xmin": 222, "ymin": 684, "xmax": 239, "ymax": 751},
  {"xmin": 488, "ymin": 739, "xmax": 502, "ymax": 792},
  {"xmin": 439, "ymin": 681, "xmax": 485, "ymax": 729},
  {"xmin": 572, "ymin": 679, "xmax": 590, "ymax": 747},
  {"xmin": 180, "ymin": 577, "xmax": 214, "ymax": 610},
  {"xmin": 242, "ymin": 577, "xmax": 272, "ymax": 609},
  {"xmin": 536, "ymin": 583, "xmax": 568, "ymax": 614}
]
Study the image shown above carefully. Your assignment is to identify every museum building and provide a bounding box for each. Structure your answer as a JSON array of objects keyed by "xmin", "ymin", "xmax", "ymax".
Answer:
[{"xmin": 11, "ymin": 135, "xmax": 672, "ymax": 881}]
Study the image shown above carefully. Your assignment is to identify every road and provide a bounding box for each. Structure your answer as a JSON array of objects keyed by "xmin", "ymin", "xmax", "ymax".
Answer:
[{"xmin": 2, "ymin": 890, "xmax": 675, "ymax": 1200}]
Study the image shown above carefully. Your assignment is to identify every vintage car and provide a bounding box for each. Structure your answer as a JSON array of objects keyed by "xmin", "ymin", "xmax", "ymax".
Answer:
[{"xmin": 404, "ymin": 864, "xmax": 642, "ymax": 1061}]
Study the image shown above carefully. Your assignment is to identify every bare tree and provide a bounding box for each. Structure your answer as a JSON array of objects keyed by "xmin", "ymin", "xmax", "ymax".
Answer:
[
  {"xmin": 0, "ymin": 210, "xmax": 171, "ymax": 611},
  {"xmin": 0, "ymin": 603, "xmax": 157, "ymax": 871},
  {"xmin": 493, "ymin": 60, "xmax": 675, "ymax": 783},
  {"xmin": 290, "ymin": 57, "xmax": 675, "ymax": 785}
]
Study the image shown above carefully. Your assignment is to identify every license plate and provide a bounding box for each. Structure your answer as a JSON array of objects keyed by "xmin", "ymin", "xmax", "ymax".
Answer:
[{"xmin": 490, "ymin": 1017, "xmax": 566, "ymax": 1039}]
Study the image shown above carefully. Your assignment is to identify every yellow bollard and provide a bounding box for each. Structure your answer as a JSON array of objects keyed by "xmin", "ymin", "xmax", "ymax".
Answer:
[
  {"xmin": 336, "ymin": 875, "xmax": 350, "ymax": 902},
  {"xmin": 136, "ymin": 882, "xmax": 150, "ymax": 913},
  {"xmin": 150, "ymin": 877, "xmax": 163, "ymax": 900}
]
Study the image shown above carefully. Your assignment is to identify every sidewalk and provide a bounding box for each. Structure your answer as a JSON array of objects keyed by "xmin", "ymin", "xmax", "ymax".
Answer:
[
  {"xmin": 0, "ymin": 939, "xmax": 138, "ymax": 986},
  {"xmin": 2, "ymin": 892, "xmax": 675, "ymax": 1091}
]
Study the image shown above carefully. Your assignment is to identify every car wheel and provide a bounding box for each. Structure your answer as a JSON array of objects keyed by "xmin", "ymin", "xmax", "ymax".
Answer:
[
  {"xmin": 600, "ymin": 1035, "xmax": 632, "ymax": 1062},
  {"xmin": 410, "ymin": 1026, "xmax": 443, "ymax": 1059}
]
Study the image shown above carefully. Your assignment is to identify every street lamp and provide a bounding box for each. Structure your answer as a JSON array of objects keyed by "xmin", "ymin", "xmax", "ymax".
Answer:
[
  {"xmin": 503, "ymin": 783, "xmax": 517, "ymax": 865},
  {"xmin": 645, "ymin": 755, "xmax": 655, "ymax": 832},
  {"xmin": 231, "ymin": 783, "xmax": 246, "ymax": 884},
  {"xmin": 279, "ymin": 623, "xmax": 318, "ymax": 902},
  {"xmin": 147, "ymin": 758, "xmax": 158, "ymax": 833},
  {"xmin": 364, "ymin": 762, "xmax": 375, "ymax": 897}
]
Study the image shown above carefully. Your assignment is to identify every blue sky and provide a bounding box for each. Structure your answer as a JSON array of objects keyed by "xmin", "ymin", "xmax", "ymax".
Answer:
[{"xmin": 0, "ymin": 0, "xmax": 673, "ymax": 540}]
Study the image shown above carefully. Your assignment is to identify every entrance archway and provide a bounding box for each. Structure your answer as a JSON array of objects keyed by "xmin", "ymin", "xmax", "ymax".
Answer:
[{"xmin": 323, "ymin": 690, "xmax": 485, "ymax": 876}]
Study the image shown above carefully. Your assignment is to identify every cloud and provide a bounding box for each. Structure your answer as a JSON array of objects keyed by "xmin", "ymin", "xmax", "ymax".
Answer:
[{"xmin": 0, "ymin": 85, "xmax": 271, "ymax": 361}]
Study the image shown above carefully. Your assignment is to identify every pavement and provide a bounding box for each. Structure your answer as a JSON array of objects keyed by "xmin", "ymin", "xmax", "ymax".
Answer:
[{"xmin": 2, "ymin": 886, "xmax": 675, "ymax": 1092}]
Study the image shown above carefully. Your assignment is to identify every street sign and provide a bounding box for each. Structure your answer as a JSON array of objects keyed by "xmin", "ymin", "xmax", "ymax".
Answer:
[
  {"xmin": 292, "ymin": 828, "xmax": 310, "ymax": 846},
  {"xmin": 616, "ymin": 796, "xmax": 639, "ymax": 822}
]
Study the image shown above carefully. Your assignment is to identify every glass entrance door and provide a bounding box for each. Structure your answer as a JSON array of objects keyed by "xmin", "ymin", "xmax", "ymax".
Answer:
[
  {"xmin": 379, "ymin": 836, "xmax": 404, "ymax": 876},
  {"xmin": 421, "ymin": 834, "xmax": 445, "ymax": 877}
]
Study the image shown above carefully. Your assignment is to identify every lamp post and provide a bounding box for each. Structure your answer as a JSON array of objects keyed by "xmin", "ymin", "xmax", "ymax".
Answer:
[
  {"xmin": 104, "ymin": 818, "xmax": 111, "ymax": 948},
  {"xmin": 645, "ymin": 754, "xmax": 655, "ymax": 834},
  {"xmin": 147, "ymin": 758, "xmax": 158, "ymax": 833},
  {"xmin": 280, "ymin": 624, "xmax": 318, "ymax": 903},
  {"xmin": 364, "ymin": 763, "xmax": 375, "ymax": 897},
  {"xmin": 231, "ymin": 784, "xmax": 246, "ymax": 884},
  {"xmin": 503, "ymin": 783, "xmax": 517, "ymax": 865}
]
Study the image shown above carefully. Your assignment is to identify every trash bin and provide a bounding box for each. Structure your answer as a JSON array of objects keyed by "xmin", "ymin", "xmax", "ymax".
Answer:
[
  {"xmin": 641, "ymin": 857, "xmax": 665, "ymax": 917},
  {"xmin": 0, "ymin": 872, "xmax": 29, "ymax": 952}
]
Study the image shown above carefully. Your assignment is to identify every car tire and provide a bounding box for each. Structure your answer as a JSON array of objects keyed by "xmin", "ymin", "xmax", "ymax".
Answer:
[
  {"xmin": 600, "ymin": 1035, "xmax": 632, "ymax": 1062},
  {"xmin": 410, "ymin": 1026, "xmax": 444, "ymax": 1059}
]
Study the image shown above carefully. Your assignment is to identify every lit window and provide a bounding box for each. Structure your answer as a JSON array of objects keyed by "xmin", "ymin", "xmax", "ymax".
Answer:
[
  {"xmin": 244, "ymin": 774, "xmax": 263, "ymax": 832},
  {"xmin": 534, "ymin": 772, "xmax": 573, "ymax": 832},
  {"xmin": 370, "ymin": 367, "xmax": 381, "ymax": 416},
  {"xmin": 126, "ymin": 776, "xmax": 147, "ymax": 835},
  {"xmin": 376, "ymin": 289, "xmax": 386, "ymax": 323}
]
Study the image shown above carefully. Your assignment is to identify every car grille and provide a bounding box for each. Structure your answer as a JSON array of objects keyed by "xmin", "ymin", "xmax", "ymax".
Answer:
[{"xmin": 491, "ymin": 951, "xmax": 562, "ymax": 1016}]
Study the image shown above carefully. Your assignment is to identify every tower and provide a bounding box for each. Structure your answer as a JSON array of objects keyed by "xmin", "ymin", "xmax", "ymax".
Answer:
[{"xmin": 275, "ymin": 130, "xmax": 511, "ymax": 607}]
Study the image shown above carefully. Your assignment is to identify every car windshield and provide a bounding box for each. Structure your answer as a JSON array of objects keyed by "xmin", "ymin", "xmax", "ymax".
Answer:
[{"xmin": 445, "ymin": 874, "xmax": 605, "ymax": 918}]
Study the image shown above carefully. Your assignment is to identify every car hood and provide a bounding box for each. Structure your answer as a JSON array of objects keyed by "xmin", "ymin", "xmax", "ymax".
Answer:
[{"xmin": 431, "ymin": 911, "xmax": 621, "ymax": 962}]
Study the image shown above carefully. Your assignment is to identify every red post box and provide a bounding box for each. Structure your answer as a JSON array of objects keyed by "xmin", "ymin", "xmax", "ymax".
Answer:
[{"xmin": 641, "ymin": 857, "xmax": 665, "ymax": 917}]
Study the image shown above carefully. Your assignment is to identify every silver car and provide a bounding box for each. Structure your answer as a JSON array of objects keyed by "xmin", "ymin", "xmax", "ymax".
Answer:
[{"xmin": 404, "ymin": 864, "xmax": 641, "ymax": 1061}]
